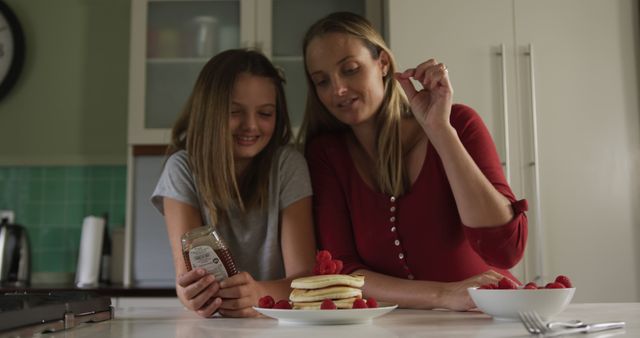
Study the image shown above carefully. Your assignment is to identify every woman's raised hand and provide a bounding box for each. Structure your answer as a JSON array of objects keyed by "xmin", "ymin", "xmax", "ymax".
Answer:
[
  {"xmin": 216, "ymin": 271, "xmax": 263, "ymax": 318},
  {"xmin": 395, "ymin": 59, "xmax": 453, "ymax": 135},
  {"xmin": 176, "ymin": 268, "xmax": 222, "ymax": 318}
]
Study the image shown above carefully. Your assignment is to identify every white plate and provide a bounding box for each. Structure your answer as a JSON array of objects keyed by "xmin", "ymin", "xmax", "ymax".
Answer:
[{"xmin": 253, "ymin": 303, "xmax": 398, "ymax": 325}]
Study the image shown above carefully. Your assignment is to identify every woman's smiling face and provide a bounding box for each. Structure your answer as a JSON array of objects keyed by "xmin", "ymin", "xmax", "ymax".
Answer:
[{"xmin": 305, "ymin": 32, "xmax": 389, "ymax": 128}]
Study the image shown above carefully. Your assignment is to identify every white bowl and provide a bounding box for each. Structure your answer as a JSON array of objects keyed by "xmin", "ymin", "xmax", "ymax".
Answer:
[{"xmin": 468, "ymin": 287, "xmax": 575, "ymax": 320}]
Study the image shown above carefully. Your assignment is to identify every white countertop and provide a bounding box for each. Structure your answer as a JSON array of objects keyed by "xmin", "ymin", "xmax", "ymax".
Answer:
[{"xmin": 42, "ymin": 303, "xmax": 639, "ymax": 337}]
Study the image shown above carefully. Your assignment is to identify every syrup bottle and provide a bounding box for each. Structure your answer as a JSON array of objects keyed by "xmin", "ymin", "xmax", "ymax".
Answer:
[{"xmin": 181, "ymin": 225, "xmax": 239, "ymax": 282}]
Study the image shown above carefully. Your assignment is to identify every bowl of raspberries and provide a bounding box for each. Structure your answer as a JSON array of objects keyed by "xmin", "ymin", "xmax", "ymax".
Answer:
[{"xmin": 468, "ymin": 275, "xmax": 575, "ymax": 320}]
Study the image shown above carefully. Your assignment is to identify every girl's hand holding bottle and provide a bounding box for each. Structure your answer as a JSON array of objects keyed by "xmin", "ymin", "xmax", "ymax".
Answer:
[
  {"xmin": 176, "ymin": 268, "xmax": 222, "ymax": 318},
  {"xmin": 217, "ymin": 271, "xmax": 263, "ymax": 317},
  {"xmin": 176, "ymin": 269, "xmax": 264, "ymax": 318}
]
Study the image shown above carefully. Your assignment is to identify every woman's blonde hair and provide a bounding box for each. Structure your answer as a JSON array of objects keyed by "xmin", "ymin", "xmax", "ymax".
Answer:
[
  {"xmin": 169, "ymin": 49, "xmax": 291, "ymax": 225},
  {"xmin": 297, "ymin": 12, "xmax": 411, "ymax": 196}
]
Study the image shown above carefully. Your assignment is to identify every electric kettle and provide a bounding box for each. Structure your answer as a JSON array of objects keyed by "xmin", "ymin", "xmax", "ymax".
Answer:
[{"xmin": 0, "ymin": 216, "xmax": 31, "ymax": 285}]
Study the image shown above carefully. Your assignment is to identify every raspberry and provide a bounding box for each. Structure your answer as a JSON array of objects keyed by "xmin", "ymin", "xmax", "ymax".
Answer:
[
  {"xmin": 479, "ymin": 283, "xmax": 495, "ymax": 289},
  {"xmin": 545, "ymin": 282, "xmax": 565, "ymax": 289},
  {"xmin": 497, "ymin": 277, "xmax": 517, "ymax": 289},
  {"xmin": 316, "ymin": 250, "xmax": 332, "ymax": 262},
  {"xmin": 333, "ymin": 259, "xmax": 343, "ymax": 274},
  {"xmin": 258, "ymin": 295, "xmax": 275, "ymax": 308},
  {"xmin": 523, "ymin": 282, "xmax": 538, "ymax": 290},
  {"xmin": 555, "ymin": 275, "xmax": 573, "ymax": 288},
  {"xmin": 312, "ymin": 265, "xmax": 321, "ymax": 275},
  {"xmin": 352, "ymin": 298, "xmax": 368, "ymax": 309},
  {"xmin": 366, "ymin": 297, "xmax": 378, "ymax": 308},
  {"xmin": 320, "ymin": 299, "xmax": 336, "ymax": 310},
  {"xmin": 273, "ymin": 300, "xmax": 292, "ymax": 309},
  {"xmin": 318, "ymin": 259, "xmax": 336, "ymax": 275}
]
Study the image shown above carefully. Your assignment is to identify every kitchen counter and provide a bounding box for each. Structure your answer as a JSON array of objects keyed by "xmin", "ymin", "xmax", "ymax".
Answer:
[
  {"xmin": 39, "ymin": 302, "xmax": 639, "ymax": 337},
  {"xmin": 0, "ymin": 284, "xmax": 175, "ymax": 297}
]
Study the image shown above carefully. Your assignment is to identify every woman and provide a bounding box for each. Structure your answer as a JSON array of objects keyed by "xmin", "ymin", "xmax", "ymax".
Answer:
[
  {"xmin": 152, "ymin": 49, "xmax": 316, "ymax": 317},
  {"xmin": 298, "ymin": 12, "xmax": 528, "ymax": 311}
]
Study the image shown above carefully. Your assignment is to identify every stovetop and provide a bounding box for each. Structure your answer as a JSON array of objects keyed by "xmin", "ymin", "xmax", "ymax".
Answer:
[{"xmin": 0, "ymin": 291, "xmax": 112, "ymax": 336}]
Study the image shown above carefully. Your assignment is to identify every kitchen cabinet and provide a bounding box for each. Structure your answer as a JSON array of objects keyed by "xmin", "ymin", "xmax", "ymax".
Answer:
[
  {"xmin": 124, "ymin": 0, "xmax": 383, "ymax": 287},
  {"xmin": 266, "ymin": 0, "xmax": 383, "ymax": 129},
  {"xmin": 128, "ymin": 0, "xmax": 245, "ymax": 145},
  {"xmin": 127, "ymin": 150, "xmax": 174, "ymax": 287},
  {"xmin": 388, "ymin": 0, "xmax": 640, "ymax": 302},
  {"xmin": 127, "ymin": 0, "xmax": 384, "ymax": 145}
]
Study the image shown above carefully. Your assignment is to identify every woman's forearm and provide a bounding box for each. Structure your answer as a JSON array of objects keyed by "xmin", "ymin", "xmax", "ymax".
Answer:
[
  {"xmin": 354, "ymin": 268, "xmax": 505, "ymax": 311},
  {"xmin": 426, "ymin": 124, "xmax": 513, "ymax": 227},
  {"xmin": 354, "ymin": 269, "xmax": 445, "ymax": 309}
]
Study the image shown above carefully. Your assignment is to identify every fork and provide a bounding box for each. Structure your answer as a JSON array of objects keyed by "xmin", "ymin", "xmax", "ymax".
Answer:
[
  {"xmin": 519, "ymin": 312, "xmax": 581, "ymax": 333},
  {"xmin": 547, "ymin": 319, "xmax": 583, "ymax": 329},
  {"xmin": 518, "ymin": 311, "xmax": 626, "ymax": 336},
  {"xmin": 519, "ymin": 311, "xmax": 551, "ymax": 335}
]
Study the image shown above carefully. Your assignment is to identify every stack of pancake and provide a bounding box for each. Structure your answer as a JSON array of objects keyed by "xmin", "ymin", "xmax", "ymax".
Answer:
[{"xmin": 289, "ymin": 274, "xmax": 365, "ymax": 309}]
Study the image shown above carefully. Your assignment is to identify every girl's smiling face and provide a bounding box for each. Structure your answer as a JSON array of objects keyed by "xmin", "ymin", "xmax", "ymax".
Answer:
[
  {"xmin": 228, "ymin": 72, "xmax": 277, "ymax": 170},
  {"xmin": 305, "ymin": 32, "xmax": 389, "ymax": 127}
]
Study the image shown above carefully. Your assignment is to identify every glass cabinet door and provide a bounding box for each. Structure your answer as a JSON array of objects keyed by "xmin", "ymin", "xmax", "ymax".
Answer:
[
  {"xmin": 270, "ymin": 0, "xmax": 380, "ymax": 130},
  {"xmin": 129, "ymin": 0, "xmax": 381, "ymax": 143},
  {"xmin": 146, "ymin": 1, "xmax": 241, "ymax": 130}
]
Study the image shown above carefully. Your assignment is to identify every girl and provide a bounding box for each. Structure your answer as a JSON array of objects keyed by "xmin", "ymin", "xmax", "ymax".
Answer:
[
  {"xmin": 152, "ymin": 49, "xmax": 316, "ymax": 318},
  {"xmin": 298, "ymin": 12, "xmax": 528, "ymax": 311}
]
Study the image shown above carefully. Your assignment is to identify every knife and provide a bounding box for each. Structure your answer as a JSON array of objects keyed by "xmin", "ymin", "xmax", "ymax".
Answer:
[{"xmin": 543, "ymin": 321, "xmax": 626, "ymax": 337}]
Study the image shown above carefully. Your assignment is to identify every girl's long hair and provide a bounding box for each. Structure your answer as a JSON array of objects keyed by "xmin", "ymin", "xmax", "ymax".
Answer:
[
  {"xmin": 297, "ymin": 12, "xmax": 411, "ymax": 196},
  {"xmin": 168, "ymin": 49, "xmax": 291, "ymax": 224}
]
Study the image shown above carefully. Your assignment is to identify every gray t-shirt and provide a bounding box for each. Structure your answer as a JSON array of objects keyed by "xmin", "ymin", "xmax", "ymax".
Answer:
[{"xmin": 151, "ymin": 145, "xmax": 312, "ymax": 281}]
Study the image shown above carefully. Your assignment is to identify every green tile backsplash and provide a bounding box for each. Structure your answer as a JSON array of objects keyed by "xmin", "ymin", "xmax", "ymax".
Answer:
[{"xmin": 0, "ymin": 165, "xmax": 126, "ymax": 274}]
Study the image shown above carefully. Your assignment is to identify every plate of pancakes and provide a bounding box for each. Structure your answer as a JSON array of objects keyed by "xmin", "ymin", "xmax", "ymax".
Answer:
[{"xmin": 254, "ymin": 274, "xmax": 398, "ymax": 325}]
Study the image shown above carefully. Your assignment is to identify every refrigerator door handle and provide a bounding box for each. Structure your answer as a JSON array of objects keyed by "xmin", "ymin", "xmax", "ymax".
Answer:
[
  {"xmin": 526, "ymin": 43, "xmax": 545, "ymax": 284},
  {"xmin": 497, "ymin": 43, "xmax": 511, "ymax": 183}
]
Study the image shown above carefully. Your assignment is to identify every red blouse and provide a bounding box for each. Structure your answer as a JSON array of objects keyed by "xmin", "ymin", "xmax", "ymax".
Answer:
[{"xmin": 306, "ymin": 104, "xmax": 528, "ymax": 283}]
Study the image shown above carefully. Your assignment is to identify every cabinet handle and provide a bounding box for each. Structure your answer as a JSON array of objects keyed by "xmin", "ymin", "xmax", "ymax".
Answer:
[
  {"xmin": 526, "ymin": 43, "xmax": 545, "ymax": 284},
  {"xmin": 497, "ymin": 44, "xmax": 511, "ymax": 183}
]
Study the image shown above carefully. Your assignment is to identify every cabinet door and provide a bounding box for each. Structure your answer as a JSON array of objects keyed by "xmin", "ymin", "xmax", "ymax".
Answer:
[
  {"xmin": 388, "ymin": 0, "xmax": 526, "ymax": 278},
  {"xmin": 389, "ymin": 0, "xmax": 640, "ymax": 301},
  {"xmin": 262, "ymin": 0, "xmax": 383, "ymax": 130},
  {"xmin": 128, "ymin": 0, "xmax": 248, "ymax": 145},
  {"xmin": 388, "ymin": 0, "xmax": 521, "ymax": 188},
  {"xmin": 130, "ymin": 152, "xmax": 175, "ymax": 287},
  {"xmin": 514, "ymin": 0, "xmax": 640, "ymax": 302}
]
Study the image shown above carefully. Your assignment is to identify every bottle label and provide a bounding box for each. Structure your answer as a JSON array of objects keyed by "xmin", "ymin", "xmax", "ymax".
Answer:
[{"xmin": 188, "ymin": 245, "xmax": 229, "ymax": 281}]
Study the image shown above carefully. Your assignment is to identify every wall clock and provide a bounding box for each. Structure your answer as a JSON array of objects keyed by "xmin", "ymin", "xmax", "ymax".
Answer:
[{"xmin": 0, "ymin": 1, "xmax": 24, "ymax": 101}]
